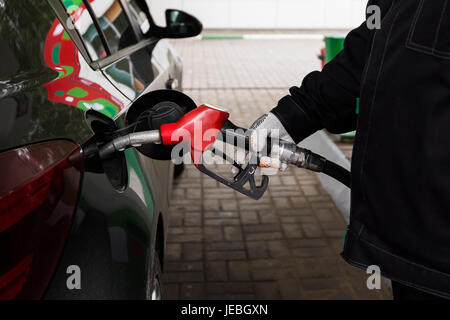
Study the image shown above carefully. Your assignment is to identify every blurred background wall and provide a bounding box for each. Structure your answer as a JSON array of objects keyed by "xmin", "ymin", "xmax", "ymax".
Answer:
[{"xmin": 148, "ymin": 0, "xmax": 366, "ymax": 30}]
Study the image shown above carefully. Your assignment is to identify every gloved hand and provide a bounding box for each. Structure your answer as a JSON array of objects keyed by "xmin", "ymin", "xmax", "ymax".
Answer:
[{"xmin": 250, "ymin": 112, "xmax": 294, "ymax": 173}]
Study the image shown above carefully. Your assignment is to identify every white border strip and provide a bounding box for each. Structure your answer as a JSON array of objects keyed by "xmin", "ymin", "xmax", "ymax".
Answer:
[
  {"xmin": 195, "ymin": 33, "xmax": 324, "ymax": 40},
  {"xmin": 243, "ymin": 34, "xmax": 324, "ymax": 40}
]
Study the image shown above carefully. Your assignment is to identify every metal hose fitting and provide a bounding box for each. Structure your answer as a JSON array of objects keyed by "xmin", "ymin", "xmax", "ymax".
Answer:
[
  {"xmin": 99, "ymin": 130, "xmax": 161, "ymax": 159},
  {"xmin": 271, "ymin": 141, "xmax": 326, "ymax": 172}
]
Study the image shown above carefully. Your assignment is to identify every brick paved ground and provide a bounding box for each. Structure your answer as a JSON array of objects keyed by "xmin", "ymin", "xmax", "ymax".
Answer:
[{"xmin": 163, "ymin": 38, "xmax": 392, "ymax": 300}]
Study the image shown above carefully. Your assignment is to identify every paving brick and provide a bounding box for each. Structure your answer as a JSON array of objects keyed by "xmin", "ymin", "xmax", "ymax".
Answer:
[
  {"xmin": 279, "ymin": 279, "xmax": 303, "ymax": 300},
  {"xmin": 304, "ymin": 290, "xmax": 355, "ymax": 300},
  {"xmin": 308, "ymin": 195, "xmax": 333, "ymax": 203},
  {"xmin": 206, "ymin": 282, "xmax": 254, "ymax": 295},
  {"xmin": 267, "ymin": 240, "xmax": 291, "ymax": 258},
  {"xmin": 205, "ymin": 210, "xmax": 238, "ymax": 218},
  {"xmin": 269, "ymin": 176, "xmax": 281, "ymax": 185},
  {"xmin": 287, "ymin": 238, "xmax": 328, "ymax": 248},
  {"xmin": 296, "ymin": 259, "xmax": 326, "ymax": 278},
  {"xmin": 324, "ymin": 229, "xmax": 345, "ymax": 238},
  {"xmin": 184, "ymin": 213, "xmax": 201, "ymax": 227},
  {"xmin": 220, "ymin": 200, "xmax": 238, "ymax": 211},
  {"xmin": 301, "ymin": 278, "xmax": 345, "ymax": 291},
  {"xmin": 273, "ymin": 197, "xmax": 292, "ymax": 209},
  {"xmin": 164, "ymin": 272, "xmax": 204, "ymax": 283},
  {"xmin": 315, "ymin": 208, "xmax": 338, "ymax": 222},
  {"xmin": 168, "ymin": 233, "xmax": 203, "ymax": 243},
  {"xmin": 270, "ymin": 187, "xmax": 301, "ymax": 197},
  {"xmin": 180, "ymin": 283, "xmax": 205, "ymax": 299},
  {"xmin": 205, "ymin": 218, "xmax": 241, "ymax": 226},
  {"xmin": 246, "ymin": 241, "xmax": 269, "ymax": 259},
  {"xmin": 172, "ymin": 188, "xmax": 185, "ymax": 199},
  {"xmin": 240, "ymin": 211, "xmax": 259, "ymax": 224},
  {"xmin": 170, "ymin": 199, "xmax": 202, "ymax": 212},
  {"xmin": 282, "ymin": 223, "xmax": 304, "ymax": 238},
  {"xmin": 186, "ymin": 168, "xmax": 202, "ymax": 178},
  {"xmin": 280, "ymin": 176, "xmax": 297, "ymax": 185},
  {"xmin": 165, "ymin": 262, "xmax": 203, "ymax": 273},
  {"xmin": 240, "ymin": 203, "xmax": 273, "ymax": 210},
  {"xmin": 280, "ymin": 215, "xmax": 315, "ymax": 224},
  {"xmin": 318, "ymin": 257, "xmax": 343, "ymax": 277},
  {"xmin": 208, "ymin": 294, "xmax": 255, "ymax": 300},
  {"xmin": 168, "ymin": 213, "xmax": 183, "ymax": 227},
  {"xmin": 182, "ymin": 243, "xmax": 203, "ymax": 261},
  {"xmin": 204, "ymin": 226, "xmax": 224, "ymax": 241},
  {"xmin": 204, "ymin": 190, "xmax": 236, "ymax": 199},
  {"xmin": 310, "ymin": 202, "xmax": 335, "ymax": 209},
  {"xmin": 206, "ymin": 241, "xmax": 245, "ymax": 251},
  {"xmin": 320, "ymin": 221, "xmax": 346, "ymax": 231},
  {"xmin": 224, "ymin": 226, "xmax": 243, "ymax": 241},
  {"xmin": 206, "ymin": 251, "xmax": 247, "ymax": 261},
  {"xmin": 250, "ymin": 259, "xmax": 283, "ymax": 269},
  {"xmin": 254, "ymin": 282, "xmax": 281, "ymax": 299},
  {"xmin": 291, "ymin": 247, "xmax": 334, "ymax": 258},
  {"xmin": 243, "ymin": 224, "xmax": 280, "ymax": 233},
  {"xmin": 277, "ymin": 208, "xmax": 310, "ymax": 217},
  {"xmin": 302, "ymin": 223, "xmax": 324, "ymax": 238},
  {"xmin": 202, "ymin": 199, "xmax": 221, "ymax": 211},
  {"xmin": 206, "ymin": 261, "xmax": 228, "ymax": 281},
  {"xmin": 246, "ymin": 232, "xmax": 283, "ymax": 241},
  {"xmin": 166, "ymin": 243, "xmax": 182, "ymax": 261},
  {"xmin": 251, "ymin": 267, "xmax": 296, "ymax": 281},
  {"xmin": 203, "ymin": 179, "xmax": 219, "ymax": 188},
  {"xmin": 298, "ymin": 179, "xmax": 318, "ymax": 186},
  {"xmin": 228, "ymin": 261, "xmax": 251, "ymax": 281},
  {"xmin": 186, "ymin": 188, "xmax": 202, "ymax": 200},
  {"xmin": 290, "ymin": 197, "xmax": 310, "ymax": 209},
  {"xmin": 164, "ymin": 283, "xmax": 179, "ymax": 300},
  {"xmin": 301, "ymin": 186, "xmax": 319, "ymax": 196},
  {"xmin": 258, "ymin": 210, "xmax": 278, "ymax": 224},
  {"xmin": 169, "ymin": 226, "xmax": 202, "ymax": 235}
]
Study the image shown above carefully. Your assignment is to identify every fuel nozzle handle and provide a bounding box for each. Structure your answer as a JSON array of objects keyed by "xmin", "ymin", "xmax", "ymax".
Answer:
[{"xmin": 99, "ymin": 104, "xmax": 230, "ymax": 163}]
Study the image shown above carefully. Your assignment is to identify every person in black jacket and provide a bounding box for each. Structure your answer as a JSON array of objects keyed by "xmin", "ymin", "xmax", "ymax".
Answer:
[{"xmin": 251, "ymin": 0, "xmax": 450, "ymax": 300}]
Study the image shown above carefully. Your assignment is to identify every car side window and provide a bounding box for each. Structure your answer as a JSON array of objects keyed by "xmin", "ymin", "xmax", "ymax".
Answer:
[
  {"xmin": 61, "ymin": 0, "xmax": 108, "ymax": 60},
  {"xmin": 97, "ymin": 0, "xmax": 138, "ymax": 53},
  {"xmin": 61, "ymin": 0, "xmax": 139, "ymax": 60},
  {"xmin": 60, "ymin": 0, "xmax": 158, "ymax": 100}
]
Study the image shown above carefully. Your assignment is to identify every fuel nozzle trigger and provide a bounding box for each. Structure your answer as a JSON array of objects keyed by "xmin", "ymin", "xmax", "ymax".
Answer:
[
  {"xmin": 195, "ymin": 119, "xmax": 269, "ymax": 200},
  {"xmin": 197, "ymin": 150, "xmax": 269, "ymax": 200}
]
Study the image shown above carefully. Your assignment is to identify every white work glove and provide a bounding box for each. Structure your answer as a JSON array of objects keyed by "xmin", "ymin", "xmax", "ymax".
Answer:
[{"xmin": 250, "ymin": 112, "xmax": 294, "ymax": 173}]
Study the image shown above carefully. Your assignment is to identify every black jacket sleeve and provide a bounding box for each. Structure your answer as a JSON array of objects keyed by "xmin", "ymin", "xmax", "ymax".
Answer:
[{"xmin": 271, "ymin": 1, "xmax": 382, "ymax": 143}]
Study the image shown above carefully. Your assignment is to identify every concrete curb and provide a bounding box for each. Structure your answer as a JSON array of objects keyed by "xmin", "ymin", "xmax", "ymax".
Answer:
[{"xmin": 299, "ymin": 130, "xmax": 351, "ymax": 223}]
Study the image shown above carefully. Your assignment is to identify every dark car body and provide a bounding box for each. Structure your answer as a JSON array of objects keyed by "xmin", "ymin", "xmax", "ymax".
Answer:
[{"xmin": 0, "ymin": 0, "xmax": 193, "ymax": 299}]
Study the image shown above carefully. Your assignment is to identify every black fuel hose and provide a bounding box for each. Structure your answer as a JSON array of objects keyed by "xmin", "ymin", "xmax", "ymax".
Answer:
[{"xmin": 320, "ymin": 158, "xmax": 351, "ymax": 188}]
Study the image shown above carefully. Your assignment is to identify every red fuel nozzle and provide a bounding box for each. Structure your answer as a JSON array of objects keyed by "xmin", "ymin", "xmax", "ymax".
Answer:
[{"xmin": 159, "ymin": 105, "xmax": 230, "ymax": 165}]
